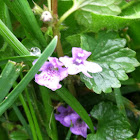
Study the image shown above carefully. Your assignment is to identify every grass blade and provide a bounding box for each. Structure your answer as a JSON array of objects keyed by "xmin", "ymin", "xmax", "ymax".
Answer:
[
  {"xmin": 0, "ymin": 20, "xmax": 30, "ymax": 55},
  {"xmin": 0, "ymin": 36, "xmax": 57, "ymax": 116},
  {"xmin": 0, "ymin": 55, "xmax": 38, "ymax": 66},
  {"xmin": 3, "ymin": 0, "xmax": 47, "ymax": 48},
  {"xmin": 0, "ymin": 61, "xmax": 24, "ymax": 102}
]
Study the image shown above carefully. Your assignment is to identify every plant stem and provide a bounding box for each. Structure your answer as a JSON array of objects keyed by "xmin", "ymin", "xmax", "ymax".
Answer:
[
  {"xmin": 57, "ymin": 4, "xmax": 77, "ymax": 26},
  {"xmin": 40, "ymin": 86, "xmax": 58, "ymax": 140},
  {"xmin": 51, "ymin": 0, "xmax": 64, "ymax": 57},
  {"xmin": 47, "ymin": 0, "xmax": 51, "ymax": 11},
  {"xmin": 67, "ymin": 76, "xmax": 77, "ymax": 97},
  {"xmin": 65, "ymin": 128, "xmax": 72, "ymax": 140},
  {"xmin": 53, "ymin": 27, "xmax": 64, "ymax": 57},
  {"xmin": 114, "ymin": 88, "xmax": 127, "ymax": 118},
  {"xmin": 103, "ymin": 93, "xmax": 140, "ymax": 116},
  {"xmin": 121, "ymin": 0, "xmax": 140, "ymax": 10},
  {"xmin": 19, "ymin": 94, "xmax": 38, "ymax": 140},
  {"xmin": 51, "ymin": 0, "xmax": 57, "ymax": 15}
]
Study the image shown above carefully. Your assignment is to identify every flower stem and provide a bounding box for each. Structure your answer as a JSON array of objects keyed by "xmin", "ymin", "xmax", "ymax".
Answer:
[
  {"xmin": 114, "ymin": 88, "xmax": 127, "ymax": 118},
  {"xmin": 65, "ymin": 128, "xmax": 72, "ymax": 140},
  {"xmin": 53, "ymin": 27, "xmax": 64, "ymax": 57},
  {"xmin": 40, "ymin": 86, "xmax": 58, "ymax": 140},
  {"xmin": 47, "ymin": 0, "xmax": 51, "ymax": 11},
  {"xmin": 51, "ymin": 0, "xmax": 57, "ymax": 15},
  {"xmin": 57, "ymin": 4, "xmax": 77, "ymax": 26}
]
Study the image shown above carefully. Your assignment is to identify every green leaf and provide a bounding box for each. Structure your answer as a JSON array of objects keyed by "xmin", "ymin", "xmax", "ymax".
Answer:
[
  {"xmin": 10, "ymin": 130, "xmax": 29, "ymax": 140},
  {"xmin": 73, "ymin": 2, "xmax": 140, "ymax": 32},
  {"xmin": 0, "ymin": 20, "xmax": 30, "ymax": 55},
  {"xmin": 0, "ymin": 61, "xmax": 24, "ymax": 102},
  {"xmin": 68, "ymin": 32, "xmax": 140, "ymax": 94},
  {"xmin": 56, "ymin": 86, "xmax": 94, "ymax": 133},
  {"xmin": 87, "ymin": 102, "xmax": 133, "ymax": 140},
  {"xmin": 3, "ymin": 0, "xmax": 47, "ymax": 48},
  {"xmin": 0, "ymin": 36, "xmax": 57, "ymax": 116},
  {"xmin": 73, "ymin": 0, "xmax": 122, "ymax": 15},
  {"xmin": 75, "ymin": 9, "xmax": 140, "ymax": 32}
]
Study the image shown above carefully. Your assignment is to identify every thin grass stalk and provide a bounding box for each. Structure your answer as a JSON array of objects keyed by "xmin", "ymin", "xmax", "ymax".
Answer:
[
  {"xmin": 12, "ymin": 104, "xmax": 33, "ymax": 140},
  {"xmin": 20, "ymin": 73, "xmax": 43, "ymax": 140},
  {"xmin": 19, "ymin": 94, "xmax": 38, "ymax": 140},
  {"xmin": 40, "ymin": 86, "xmax": 58, "ymax": 140}
]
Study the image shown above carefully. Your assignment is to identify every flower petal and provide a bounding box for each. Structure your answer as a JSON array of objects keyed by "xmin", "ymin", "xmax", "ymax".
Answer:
[
  {"xmin": 77, "ymin": 64, "xmax": 92, "ymax": 78},
  {"xmin": 55, "ymin": 114, "xmax": 70, "ymax": 127},
  {"xmin": 48, "ymin": 57, "xmax": 63, "ymax": 68},
  {"xmin": 72, "ymin": 47, "xmax": 91, "ymax": 60},
  {"xmin": 59, "ymin": 67, "xmax": 68, "ymax": 80},
  {"xmin": 67, "ymin": 64, "xmax": 81, "ymax": 75},
  {"xmin": 59, "ymin": 56, "xmax": 73, "ymax": 67},
  {"xmin": 70, "ymin": 121, "xmax": 88, "ymax": 138},
  {"xmin": 84, "ymin": 61, "xmax": 102, "ymax": 73},
  {"xmin": 34, "ymin": 71, "xmax": 61, "ymax": 91}
]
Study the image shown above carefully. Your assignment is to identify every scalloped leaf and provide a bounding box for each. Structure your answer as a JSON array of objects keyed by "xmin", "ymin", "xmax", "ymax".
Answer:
[
  {"xmin": 74, "ymin": 3, "xmax": 140, "ymax": 32},
  {"xmin": 87, "ymin": 102, "xmax": 133, "ymax": 140},
  {"xmin": 73, "ymin": 0, "xmax": 122, "ymax": 15},
  {"xmin": 67, "ymin": 32, "xmax": 140, "ymax": 94}
]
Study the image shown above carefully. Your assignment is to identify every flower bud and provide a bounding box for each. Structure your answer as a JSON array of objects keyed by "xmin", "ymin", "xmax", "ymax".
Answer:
[
  {"xmin": 32, "ymin": 2, "xmax": 43, "ymax": 15},
  {"xmin": 40, "ymin": 11, "xmax": 53, "ymax": 23}
]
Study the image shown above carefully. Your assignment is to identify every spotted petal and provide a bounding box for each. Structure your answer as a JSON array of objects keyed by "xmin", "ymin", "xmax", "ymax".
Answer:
[{"xmin": 35, "ymin": 71, "xmax": 61, "ymax": 91}]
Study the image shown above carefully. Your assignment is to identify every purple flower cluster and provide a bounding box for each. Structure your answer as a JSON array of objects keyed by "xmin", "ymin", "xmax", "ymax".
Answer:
[
  {"xmin": 33, "ymin": 47, "xmax": 102, "ymax": 91},
  {"xmin": 55, "ymin": 105, "xmax": 89, "ymax": 138}
]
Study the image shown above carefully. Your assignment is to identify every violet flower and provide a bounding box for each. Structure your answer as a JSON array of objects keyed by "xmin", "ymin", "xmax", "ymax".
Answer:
[
  {"xmin": 55, "ymin": 106, "xmax": 75, "ymax": 127},
  {"xmin": 33, "ymin": 57, "xmax": 68, "ymax": 91},
  {"xmin": 70, "ymin": 114, "xmax": 89, "ymax": 138},
  {"xmin": 55, "ymin": 105, "xmax": 89, "ymax": 138},
  {"xmin": 59, "ymin": 47, "xmax": 102, "ymax": 78}
]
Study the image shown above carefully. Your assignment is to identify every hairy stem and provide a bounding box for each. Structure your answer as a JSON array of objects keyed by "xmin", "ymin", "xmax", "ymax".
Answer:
[{"xmin": 52, "ymin": 0, "xmax": 77, "ymax": 96}]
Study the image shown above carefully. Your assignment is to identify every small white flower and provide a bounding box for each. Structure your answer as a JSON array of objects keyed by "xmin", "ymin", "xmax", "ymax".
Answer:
[{"xmin": 40, "ymin": 11, "xmax": 53, "ymax": 22}]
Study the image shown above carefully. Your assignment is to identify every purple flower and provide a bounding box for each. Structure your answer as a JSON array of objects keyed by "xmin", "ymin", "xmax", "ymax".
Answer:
[
  {"xmin": 55, "ymin": 105, "xmax": 89, "ymax": 138},
  {"xmin": 70, "ymin": 114, "xmax": 89, "ymax": 138},
  {"xmin": 55, "ymin": 106, "xmax": 75, "ymax": 127},
  {"xmin": 33, "ymin": 57, "xmax": 68, "ymax": 91},
  {"xmin": 59, "ymin": 47, "xmax": 102, "ymax": 78}
]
